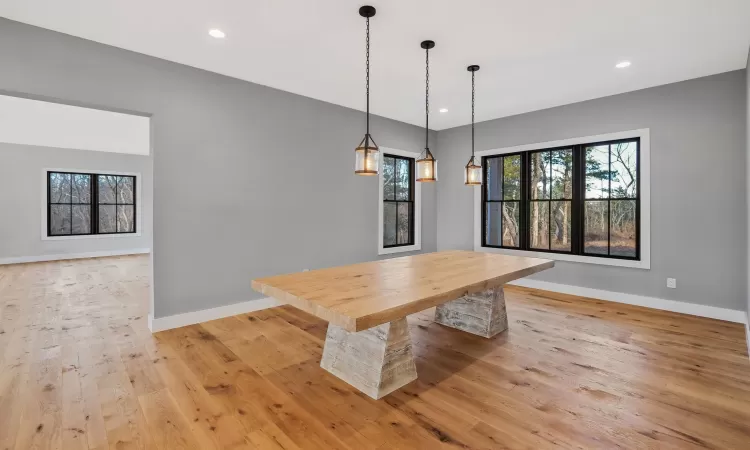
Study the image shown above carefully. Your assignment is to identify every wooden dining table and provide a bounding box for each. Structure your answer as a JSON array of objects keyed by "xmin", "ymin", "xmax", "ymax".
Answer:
[{"xmin": 251, "ymin": 250, "xmax": 554, "ymax": 399}]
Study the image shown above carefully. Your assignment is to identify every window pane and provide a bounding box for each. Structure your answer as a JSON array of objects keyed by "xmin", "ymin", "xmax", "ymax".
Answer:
[
  {"xmin": 610, "ymin": 200, "xmax": 636, "ymax": 257},
  {"xmin": 50, "ymin": 205, "xmax": 71, "ymax": 235},
  {"xmin": 485, "ymin": 203, "xmax": 502, "ymax": 246},
  {"xmin": 72, "ymin": 205, "xmax": 91, "ymax": 234},
  {"xmin": 383, "ymin": 202, "xmax": 397, "ymax": 246},
  {"xmin": 530, "ymin": 152, "xmax": 550, "ymax": 200},
  {"xmin": 551, "ymin": 149, "xmax": 573, "ymax": 199},
  {"xmin": 395, "ymin": 159, "xmax": 410, "ymax": 201},
  {"xmin": 71, "ymin": 174, "xmax": 91, "ymax": 203},
  {"xmin": 502, "ymin": 202, "xmax": 520, "ymax": 247},
  {"xmin": 98, "ymin": 175, "xmax": 117, "ymax": 204},
  {"xmin": 117, "ymin": 205, "xmax": 135, "ymax": 233},
  {"xmin": 503, "ymin": 155, "xmax": 521, "ymax": 200},
  {"xmin": 396, "ymin": 203, "xmax": 411, "ymax": 244},
  {"xmin": 529, "ymin": 201, "xmax": 549, "ymax": 250},
  {"xmin": 118, "ymin": 176, "xmax": 135, "ymax": 204},
  {"xmin": 585, "ymin": 145, "xmax": 609, "ymax": 199},
  {"xmin": 485, "ymin": 157, "xmax": 503, "ymax": 201},
  {"xmin": 383, "ymin": 157, "xmax": 395, "ymax": 201},
  {"xmin": 50, "ymin": 173, "xmax": 71, "ymax": 203},
  {"xmin": 99, "ymin": 205, "xmax": 116, "ymax": 233},
  {"xmin": 584, "ymin": 201, "xmax": 609, "ymax": 255},
  {"xmin": 550, "ymin": 201, "xmax": 572, "ymax": 252},
  {"xmin": 610, "ymin": 142, "xmax": 637, "ymax": 198}
]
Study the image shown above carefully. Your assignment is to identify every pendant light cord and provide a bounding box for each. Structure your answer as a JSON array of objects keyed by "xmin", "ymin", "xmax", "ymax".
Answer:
[
  {"xmin": 425, "ymin": 46, "xmax": 430, "ymax": 149},
  {"xmin": 365, "ymin": 16, "xmax": 370, "ymax": 137},
  {"xmin": 471, "ymin": 69, "xmax": 475, "ymax": 160}
]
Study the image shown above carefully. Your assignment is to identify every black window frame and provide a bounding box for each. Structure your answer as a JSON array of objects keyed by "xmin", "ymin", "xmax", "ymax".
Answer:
[
  {"xmin": 47, "ymin": 171, "xmax": 137, "ymax": 237},
  {"xmin": 481, "ymin": 137, "xmax": 640, "ymax": 261},
  {"xmin": 382, "ymin": 154, "xmax": 416, "ymax": 248},
  {"xmin": 482, "ymin": 152, "xmax": 524, "ymax": 249}
]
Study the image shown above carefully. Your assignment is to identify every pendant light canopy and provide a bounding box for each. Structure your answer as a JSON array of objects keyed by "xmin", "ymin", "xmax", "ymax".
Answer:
[
  {"xmin": 465, "ymin": 65, "xmax": 482, "ymax": 185},
  {"xmin": 416, "ymin": 40, "xmax": 437, "ymax": 182},
  {"xmin": 354, "ymin": 5, "xmax": 379, "ymax": 176}
]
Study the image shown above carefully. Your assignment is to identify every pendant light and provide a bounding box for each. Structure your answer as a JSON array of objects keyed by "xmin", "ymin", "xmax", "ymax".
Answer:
[
  {"xmin": 416, "ymin": 40, "xmax": 437, "ymax": 182},
  {"xmin": 354, "ymin": 5, "xmax": 379, "ymax": 176},
  {"xmin": 464, "ymin": 65, "xmax": 482, "ymax": 185}
]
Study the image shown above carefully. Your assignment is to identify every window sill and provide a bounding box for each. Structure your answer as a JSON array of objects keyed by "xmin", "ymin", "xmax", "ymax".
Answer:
[
  {"xmin": 42, "ymin": 232, "xmax": 142, "ymax": 241},
  {"xmin": 378, "ymin": 244, "xmax": 421, "ymax": 256},
  {"xmin": 475, "ymin": 245, "xmax": 650, "ymax": 270}
]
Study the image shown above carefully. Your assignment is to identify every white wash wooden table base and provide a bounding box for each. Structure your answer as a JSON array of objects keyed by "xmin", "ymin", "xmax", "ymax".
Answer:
[{"xmin": 252, "ymin": 250, "xmax": 553, "ymax": 399}]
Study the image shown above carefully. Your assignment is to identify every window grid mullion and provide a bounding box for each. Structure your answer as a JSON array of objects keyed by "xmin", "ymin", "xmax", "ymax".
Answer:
[
  {"xmin": 68, "ymin": 175, "xmax": 72, "ymax": 235},
  {"xmin": 607, "ymin": 144, "xmax": 611, "ymax": 256},
  {"xmin": 395, "ymin": 162, "xmax": 399, "ymax": 244},
  {"xmin": 548, "ymin": 151, "xmax": 552, "ymax": 250},
  {"xmin": 93, "ymin": 174, "xmax": 99, "ymax": 234},
  {"xmin": 115, "ymin": 176, "xmax": 119, "ymax": 233},
  {"xmin": 500, "ymin": 156, "xmax": 504, "ymax": 248}
]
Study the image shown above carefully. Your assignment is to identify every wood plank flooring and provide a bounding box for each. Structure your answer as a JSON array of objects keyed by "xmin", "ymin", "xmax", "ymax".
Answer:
[{"xmin": 1, "ymin": 255, "xmax": 749, "ymax": 449}]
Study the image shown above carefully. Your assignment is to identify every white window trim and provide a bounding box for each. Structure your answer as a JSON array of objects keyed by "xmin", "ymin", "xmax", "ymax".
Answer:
[
  {"xmin": 378, "ymin": 147, "xmax": 422, "ymax": 255},
  {"xmin": 41, "ymin": 168, "xmax": 143, "ymax": 241},
  {"xmin": 473, "ymin": 128, "xmax": 650, "ymax": 270}
]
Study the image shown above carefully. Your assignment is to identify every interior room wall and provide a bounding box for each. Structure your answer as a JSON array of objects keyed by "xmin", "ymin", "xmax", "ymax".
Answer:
[
  {"xmin": 0, "ymin": 18, "xmax": 437, "ymax": 319},
  {"xmin": 746, "ymin": 48, "xmax": 750, "ymax": 329},
  {"xmin": 0, "ymin": 141, "xmax": 152, "ymax": 262},
  {"xmin": 436, "ymin": 70, "xmax": 748, "ymax": 312}
]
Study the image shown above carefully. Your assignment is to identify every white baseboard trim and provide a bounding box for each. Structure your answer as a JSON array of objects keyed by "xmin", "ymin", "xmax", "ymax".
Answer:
[
  {"xmin": 149, "ymin": 297, "xmax": 282, "ymax": 332},
  {"xmin": 146, "ymin": 281, "xmax": 750, "ymax": 355},
  {"xmin": 0, "ymin": 248, "xmax": 151, "ymax": 265},
  {"xmin": 509, "ymin": 278, "xmax": 748, "ymax": 325}
]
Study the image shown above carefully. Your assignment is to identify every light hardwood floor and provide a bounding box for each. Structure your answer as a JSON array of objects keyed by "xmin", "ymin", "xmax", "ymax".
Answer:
[{"xmin": 1, "ymin": 255, "xmax": 749, "ymax": 449}]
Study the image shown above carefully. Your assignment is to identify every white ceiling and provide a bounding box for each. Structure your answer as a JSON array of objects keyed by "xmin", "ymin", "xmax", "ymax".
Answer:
[{"xmin": 2, "ymin": 0, "xmax": 749, "ymax": 130}]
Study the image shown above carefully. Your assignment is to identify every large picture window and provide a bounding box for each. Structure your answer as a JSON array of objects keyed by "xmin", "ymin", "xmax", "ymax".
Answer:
[
  {"xmin": 482, "ymin": 138, "xmax": 639, "ymax": 261},
  {"xmin": 47, "ymin": 171, "xmax": 136, "ymax": 236}
]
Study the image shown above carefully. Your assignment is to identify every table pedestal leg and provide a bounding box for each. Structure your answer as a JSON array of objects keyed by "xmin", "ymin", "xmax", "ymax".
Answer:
[
  {"xmin": 434, "ymin": 285, "xmax": 509, "ymax": 338},
  {"xmin": 320, "ymin": 318, "xmax": 417, "ymax": 400}
]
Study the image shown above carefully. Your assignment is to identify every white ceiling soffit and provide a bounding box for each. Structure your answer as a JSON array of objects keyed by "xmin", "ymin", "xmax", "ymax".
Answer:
[
  {"xmin": 0, "ymin": 95, "xmax": 150, "ymax": 155},
  {"xmin": 1, "ymin": 0, "xmax": 749, "ymax": 130}
]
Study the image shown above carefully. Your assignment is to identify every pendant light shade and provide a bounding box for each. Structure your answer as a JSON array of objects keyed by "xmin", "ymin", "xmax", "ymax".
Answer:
[
  {"xmin": 416, "ymin": 40, "xmax": 437, "ymax": 182},
  {"xmin": 465, "ymin": 157, "xmax": 482, "ymax": 185},
  {"xmin": 355, "ymin": 135, "xmax": 379, "ymax": 175},
  {"xmin": 465, "ymin": 65, "xmax": 482, "ymax": 185},
  {"xmin": 417, "ymin": 149, "xmax": 437, "ymax": 182},
  {"xmin": 354, "ymin": 5, "xmax": 379, "ymax": 176}
]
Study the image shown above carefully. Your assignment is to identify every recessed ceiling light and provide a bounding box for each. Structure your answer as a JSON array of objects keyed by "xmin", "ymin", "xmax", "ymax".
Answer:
[
  {"xmin": 615, "ymin": 61, "xmax": 631, "ymax": 69},
  {"xmin": 209, "ymin": 29, "xmax": 226, "ymax": 39},
  {"xmin": 439, "ymin": 108, "xmax": 449, "ymax": 113}
]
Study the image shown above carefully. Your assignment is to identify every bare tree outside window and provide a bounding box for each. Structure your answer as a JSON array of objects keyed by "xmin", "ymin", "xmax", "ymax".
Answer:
[
  {"xmin": 47, "ymin": 172, "xmax": 136, "ymax": 236},
  {"xmin": 529, "ymin": 149, "xmax": 573, "ymax": 252},
  {"xmin": 485, "ymin": 154, "xmax": 521, "ymax": 248},
  {"xmin": 482, "ymin": 138, "xmax": 638, "ymax": 260},
  {"xmin": 382, "ymin": 155, "xmax": 414, "ymax": 248},
  {"xmin": 584, "ymin": 142, "xmax": 637, "ymax": 257}
]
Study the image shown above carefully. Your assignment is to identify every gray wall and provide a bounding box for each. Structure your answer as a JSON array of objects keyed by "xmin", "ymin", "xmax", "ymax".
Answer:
[
  {"xmin": 0, "ymin": 19, "xmax": 437, "ymax": 318},
  {"xmin": 0, "ymin": 142, "xmax": 152, "ymax": 259},
  {"xmin": 436, "ymin": 71, "xmax": 747, "ymax": 311},
  {"xmin": 746, "ymin": 50, "xmax": 750, "ymax": 321}
]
